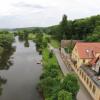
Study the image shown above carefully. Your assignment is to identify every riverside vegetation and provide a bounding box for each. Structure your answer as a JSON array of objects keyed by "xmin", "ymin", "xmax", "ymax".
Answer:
[
  {"xmin": 32, "ymin": 33, "xmax": 80, "ymax": 100},
  {"xmin": 0, "ymin": 31, "xmax": 15, "ymax": 95},
  {"xmin": 12, "ymin": 14, "xmax": 100, "ymax": 100}
]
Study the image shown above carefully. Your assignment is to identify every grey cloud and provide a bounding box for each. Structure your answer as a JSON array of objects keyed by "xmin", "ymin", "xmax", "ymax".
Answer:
[{"xmin": 13, "ymin": 2, "xmax": 48, "ymax": 9}]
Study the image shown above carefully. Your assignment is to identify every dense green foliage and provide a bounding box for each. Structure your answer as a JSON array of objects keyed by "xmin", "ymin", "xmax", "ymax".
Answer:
[
  {"xmin": 45, "ymin": 15, "xmax": 100, "ymax": 41},
  {"xmin": 85, "ymin": 25, "xmax": 100, "ymax": 41},
  {"xmin": 35, "ymin": 33, "xmax": 47, "ymax": 54},
  {"xmin": 61, "ymin": 73, "xmax": 79, "ymax": 99},
  {"xmin": 58, "ymin": 15, "xmax": 68, "ymax": 40},
  {"xmin": 38, "ymin": 48, "xmax": 79, "ymax": 100},
  {"xmin": 0, "ymin": 31, "xmax": 15, "ymax": 69},
  {"xmin": 14, "ymin": 14, "xmax": 100, "ymax": 42},
  {"xmin": 0, "ymin": 32, "xmax": 14, "ymax": 49},
  {"xmin": 58, "ymin": 90, "xmax": 72, "ymax": 100},
  {"xmin": 16, "ymin": 30, "xmax": 29, "ymax": 41},
  {"xmin": 0, "ymin": 31, "xmax": 15, "ymax": 95}
]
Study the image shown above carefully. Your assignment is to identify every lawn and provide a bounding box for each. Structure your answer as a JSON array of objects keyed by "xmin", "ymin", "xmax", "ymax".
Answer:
[
  {"xmin": 50, "ymin": 39, "xmax": 60, "ymax": 48},
  {"xmin": 43, "ymin": 33, "xmax": 60, "ymax": 48},
  {"xmin": 42, "ymin": 48, "xmax": 58, "ymax": 65},
  {"xmin": 43, "ymin": 33, "xmax": 51, "ymax": 39},
  {"xmin": 28, "ymin": 33, "xmax": 36, "ymax": 40},
  {"xmin": 28, "ymin": 33, "xmax": 60, "ymax": 48},
  {"xmin": 42, "ymin": 47, "xmax": 63, "ymax": 78}
]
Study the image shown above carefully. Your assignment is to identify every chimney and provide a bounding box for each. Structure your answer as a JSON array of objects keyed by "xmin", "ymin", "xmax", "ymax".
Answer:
[
  {"xmin": 97, "ymin": 67, "xmax": 100, "ymax": 76},
  {"xmin": 86, "ymin": 49, "xmax": 94, "ymax": 58},
  {"xmin": 86, "ymin": 49, "xmax": 91, "ymax": 58}
]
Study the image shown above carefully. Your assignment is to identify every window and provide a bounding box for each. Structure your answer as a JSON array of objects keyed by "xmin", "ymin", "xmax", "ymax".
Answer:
[
  {"xmin": 82, "ymin": 72, "xmax": 84, "ymax": 78},
  {"xmin": 79, "ymin": 70, "xmax": 81, "ymax": 75},
  {"xmin": 92, "ymin": 85, "xmax": 96, "ymax": 94},
  {"xmin": 86, "ymin": 77, "xmax": 89, "ymax": 85},
  {"xmin": 84, "ymin": 74, "xmax": 86, "ymax": 81},
  {"xmin": 89, "ymin": 81, "xmax": 92, "ymax": 89}
]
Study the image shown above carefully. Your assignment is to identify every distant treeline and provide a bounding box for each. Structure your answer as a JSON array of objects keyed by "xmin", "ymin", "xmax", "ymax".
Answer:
[
  {"xmin": 45, "ymin": 14, "xmax": 100, "ymax": 41},
  {"xmin": 14, "ymin": 14, "xmax": 100, "ymax": 42}
]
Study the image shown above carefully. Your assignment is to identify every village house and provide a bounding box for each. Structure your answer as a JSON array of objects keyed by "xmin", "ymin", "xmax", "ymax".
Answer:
[
  {"xmin": 71, "ymin": 42, "xmax": 100, "ymax": 100},
  {"xmin": 60, "ymin": 40, "xmax": 81, "ymax": 58},
  {"xmin": 72, "ymin": 42, "xmax": 100, "ymax": 68}
]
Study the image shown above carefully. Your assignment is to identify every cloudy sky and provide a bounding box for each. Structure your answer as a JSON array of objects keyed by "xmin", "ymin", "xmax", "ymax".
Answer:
[{"xmin": 0, "ymin": 0, "xmax": 100, "ymax": 28}]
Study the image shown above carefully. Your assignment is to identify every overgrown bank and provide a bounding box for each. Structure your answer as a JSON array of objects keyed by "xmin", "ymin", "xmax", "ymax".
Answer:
[{"xmin": 34, "ymin": 33, "xmax": 80, "ymax": 100}]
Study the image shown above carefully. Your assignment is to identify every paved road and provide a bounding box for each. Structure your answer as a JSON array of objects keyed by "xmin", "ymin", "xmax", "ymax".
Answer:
[
  {"xmin": 53, "ymin": 49, "xmax": 69, "ymax": 76},
  {"xmin": 48, "ymin": 44, "xmax": 93, "ymax": 100}
]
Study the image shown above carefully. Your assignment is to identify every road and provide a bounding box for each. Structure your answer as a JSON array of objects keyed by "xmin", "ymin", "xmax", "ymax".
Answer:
[{"xmin": 48, "ymin": 44, "xmax": 93, "ymax": 100}]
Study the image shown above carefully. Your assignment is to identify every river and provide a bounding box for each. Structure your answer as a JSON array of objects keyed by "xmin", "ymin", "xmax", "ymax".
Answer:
[{"xmin": 0, "ymin": 36, "xmax": 42, "ymax": 100}]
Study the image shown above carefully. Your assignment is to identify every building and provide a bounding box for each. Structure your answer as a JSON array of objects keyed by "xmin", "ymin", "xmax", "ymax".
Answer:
[
  {"xmin": 71, "ymin": 42, "xmax": 100, "ymax": 100},
  {"xmin": 61, "ymin": 40, "xmax": 81, "ymax": 56},
  {"xmin": 72, "ymin": 42, "xmax": 100, "ymax": 67}
]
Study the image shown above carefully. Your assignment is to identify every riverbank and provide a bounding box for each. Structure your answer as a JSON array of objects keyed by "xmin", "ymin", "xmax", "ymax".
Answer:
[
  {"xmin": 28, "ymin": 33, "xmax": 60, "ymax": 48},
  {"xmin": 37, "ymin": 47, "xmax": 63, "ymax": 99},
  {"xmin": 37, "ymin": 43, "xmax": 80, "ymax": 100}
]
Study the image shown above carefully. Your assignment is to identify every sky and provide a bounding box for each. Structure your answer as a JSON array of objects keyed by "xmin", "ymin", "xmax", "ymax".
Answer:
[{"xmin": 0, "ymin": 0, "xmax": 100, "ymax": 28}]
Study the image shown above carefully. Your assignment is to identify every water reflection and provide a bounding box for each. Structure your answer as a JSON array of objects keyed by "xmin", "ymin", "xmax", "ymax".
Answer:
[
  {"xmin": 18, "ymin": 36, "xmax": 24, "ymax": 42},
  {"xmin": 18, "ymin": 35, "xmax": 30, "ymax": 47},
  {"xmin": 24, "ymin": 39, "xmax": 29, "ymax": 47},
  {"xmin": 0, "ymin": 77, "xmax": 7, "ymax": 96},
  {"xmin": 0, "ymin": 47, "xmax": 16, "ymax": 70}
]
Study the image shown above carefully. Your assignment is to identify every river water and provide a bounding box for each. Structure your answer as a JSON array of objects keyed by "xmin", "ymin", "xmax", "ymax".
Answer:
[{"xmin": 0, "ymin": 36, "xmax": 42, "ymax": 100}]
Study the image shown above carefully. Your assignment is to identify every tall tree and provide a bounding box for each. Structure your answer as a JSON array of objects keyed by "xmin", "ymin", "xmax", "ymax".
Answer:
[
  {"xmin": 61, "ymin": 73, "xmax": 80, "ymax": 99},
  {"xmin": 59, "ymin": 14, "xmax": 68, "ymax": 40},
  {"xmin": 58, "ymin": 90, "xmax": 72, "ymax": 100}
]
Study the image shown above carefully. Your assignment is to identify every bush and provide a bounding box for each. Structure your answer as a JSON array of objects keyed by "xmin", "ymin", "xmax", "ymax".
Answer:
[
  {"xmin": 58, "ymin": 90, "xmax": 72, "ymax": 100},
  {"xmin": 61, "ymin": 73, "xmax": 80, "ymax": 98},
  {"xmin": 49, "ymin": 50, "xmax": 53, "ymax": 58},
  {"xmin": 0, "ymin": 33, "xmax": 14, "ymax": 49}
]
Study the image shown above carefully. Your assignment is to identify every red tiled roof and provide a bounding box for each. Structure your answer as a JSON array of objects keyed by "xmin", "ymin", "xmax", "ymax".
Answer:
[
  {"xmin": 76, "ymin": 42, "xmax": 100, "ymax": 59},
  {"xmin": 89, "ymin": 57, "xmax": 99, "ymax": 65}
]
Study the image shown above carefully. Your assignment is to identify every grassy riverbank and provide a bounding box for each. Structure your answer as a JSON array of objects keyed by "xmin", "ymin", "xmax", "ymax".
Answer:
[
  {"xmin": 28, "ymin": 33, "xmax": 60, "ymax": 48},
  {"xmin": 42, "ymin": 48, "xmax": 63, "ymax": 78},
  {"xmin": 37, "ymin": 46, "xmax": 79, "ymax": 100},
  {"xmin": 29, "ymin": 32, "xmax": 79, "ymax": 100},
  {"xmin": 50, "ymin": 39, "xmax": 60, "ymax": 48},
  {"xmin": 38, "ymin": 48, "xmax": 63, "ymax": 99}
]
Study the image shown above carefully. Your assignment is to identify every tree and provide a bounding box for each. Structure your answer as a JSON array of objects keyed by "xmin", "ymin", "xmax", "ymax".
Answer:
[
  {"xmin": 58, "ymin": 90, "xmax": 72, "ymax": 100},
  {"xmin": 85, "ymin": 26, "xmax": 100, "ymax": 42},
  {"xmin": 39, "ymin": 77, "xmax": 60, "ymax": 98},
  {"xmin": 0, "ymin": 33, "xmax": 14, "ymax": 49},
  {"xmin": 61, "ymin": 73, "xmax": 80, "ymax": 99},
  {"xmin": 59, "ymin": 14, "xmax": 68, "ymax": 40}
]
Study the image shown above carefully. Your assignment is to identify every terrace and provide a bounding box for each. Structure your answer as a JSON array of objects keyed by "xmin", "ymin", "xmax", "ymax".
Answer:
[{"xmin": 81, "ymin": 65, "xmax": 100, "ymax": 87}]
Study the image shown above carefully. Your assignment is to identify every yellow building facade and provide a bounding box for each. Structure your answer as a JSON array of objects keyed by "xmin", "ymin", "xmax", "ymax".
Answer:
[
  {"xmin": 71, "ymin": 42, "xmax": 100, "ymax": 100},
  {"xmin": 72, "ymin": 44, "xmax": 91, "ymax": 67}
]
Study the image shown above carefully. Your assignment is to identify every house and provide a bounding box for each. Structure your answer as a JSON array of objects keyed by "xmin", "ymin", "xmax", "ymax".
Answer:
[
  {"xmin": 61, "ymin": 40, "xmax": 81, "ymax": 48},
  {"xmin": 71, "ymin": 42, "xmax": 100, "ymax": 100},
  {"xmin": 90, "ymin": 56, "xmax": 100, "ymax": 74},
  {"xmin": 72, "ymin": 42, "xmax": 100, "ymax": 68},
  {"xmin": 61, "ymin": 40, "xmax": 81, "ymax": 58}
]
